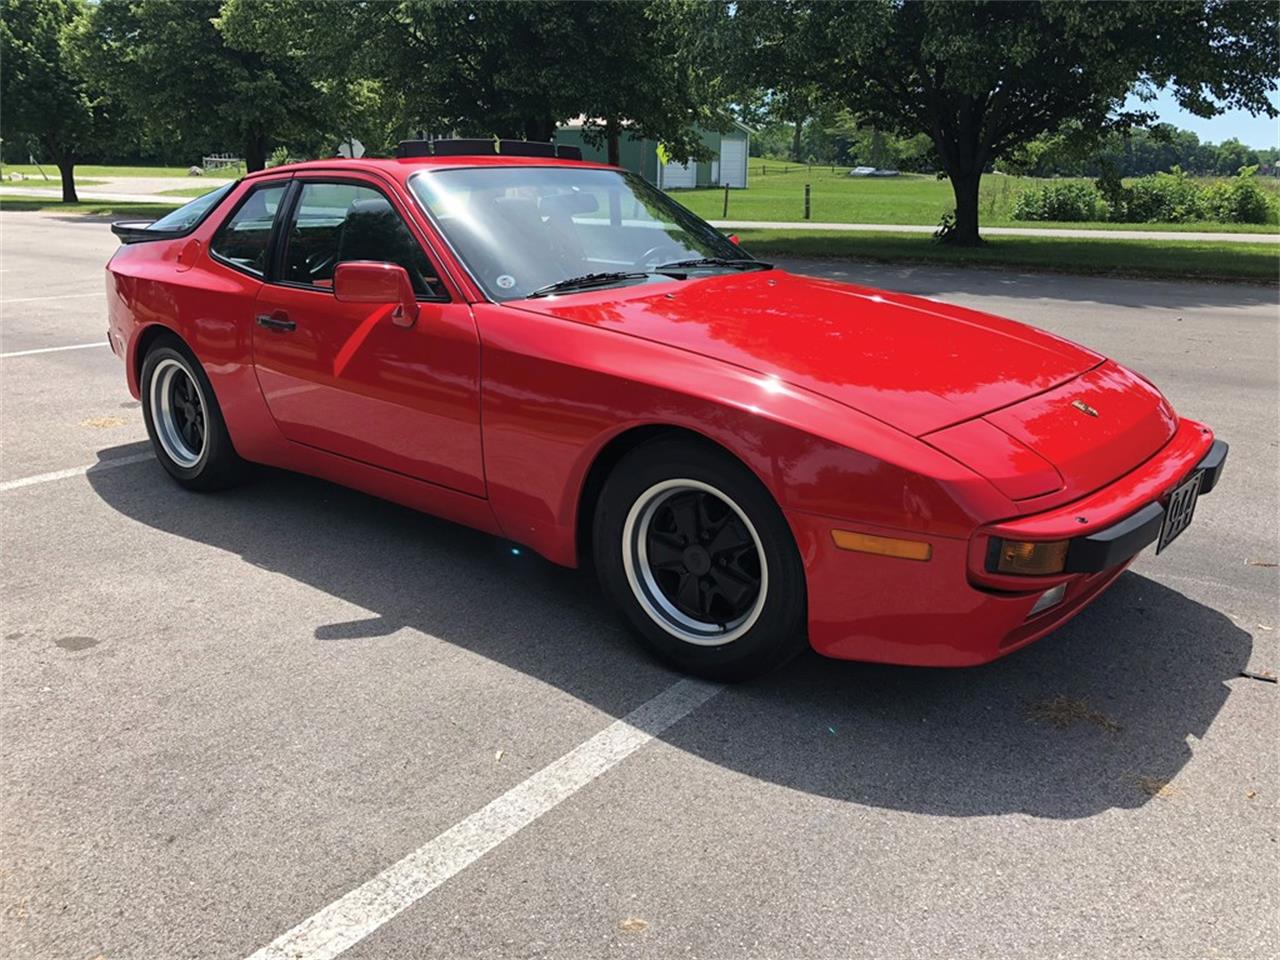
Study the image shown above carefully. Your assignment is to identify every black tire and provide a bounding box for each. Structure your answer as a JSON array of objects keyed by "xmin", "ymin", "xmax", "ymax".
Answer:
[
  {"xmin": 139, "ymin": 334, "xmax": 245, "ymax": 491},
  {"xmin": 593, "ymin": 437, "xmax": 807, "ymax": 681}
]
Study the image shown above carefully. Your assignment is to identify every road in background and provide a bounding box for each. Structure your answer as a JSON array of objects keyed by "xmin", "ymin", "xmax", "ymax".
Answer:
[
  {"xmin": 1, "ymin": 210, "xmax": 1276, "ymax": 959},
  {"xmin": 714, "ymin": 219, "xmax": 1280, "ymax": 243}
]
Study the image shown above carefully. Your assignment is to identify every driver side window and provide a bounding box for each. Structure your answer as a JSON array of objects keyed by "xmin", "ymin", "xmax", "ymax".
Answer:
[{"xmin": 281, "ymin": 182, "xmax": 444, "ymax": 298}]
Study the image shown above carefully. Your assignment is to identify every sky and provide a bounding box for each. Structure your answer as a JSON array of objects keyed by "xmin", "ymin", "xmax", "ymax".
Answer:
[{"xmin": 1127, "ymin": 87, "xmax": 1280, "ymax": 149}]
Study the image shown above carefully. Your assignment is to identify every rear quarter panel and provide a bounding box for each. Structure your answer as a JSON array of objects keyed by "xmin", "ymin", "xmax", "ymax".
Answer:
[{"xmin": 106, "ymin": 183, "xmax": 287, "ymax": 462}]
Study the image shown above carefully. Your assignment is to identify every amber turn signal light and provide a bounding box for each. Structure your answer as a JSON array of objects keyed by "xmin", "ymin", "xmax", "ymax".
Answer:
[
  {"xmin": 831, "ymin": 530, "xmax": 932, "ymax": 561},
  {"xmin": 992, "ymin": 538, "xmax": 1070, "ymax": 576}
]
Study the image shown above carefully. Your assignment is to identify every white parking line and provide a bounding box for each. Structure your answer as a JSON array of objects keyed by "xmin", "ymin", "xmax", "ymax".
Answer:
[
  {"xmin": 0, "ymin": 341, "xmax": 108, "ymax": 358},
  {"xmin": 1, "ymin": 291, "xmax": 101, "ymax": 304},
  {"xmin": 244, "ymin": 677, "xmax": 724, "ymax": 960},
  {"xmin": 0, "ymin": 452, "xmax": 153, "ymax": 492}
]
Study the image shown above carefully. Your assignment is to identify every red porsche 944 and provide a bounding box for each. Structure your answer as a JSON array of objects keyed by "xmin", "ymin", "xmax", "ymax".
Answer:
[{"xmin": 105, "ymin": 140, "xmax": 1226, "ymax": 680}]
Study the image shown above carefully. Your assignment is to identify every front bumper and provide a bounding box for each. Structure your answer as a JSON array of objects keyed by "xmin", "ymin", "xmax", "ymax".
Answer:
[
  {"xmin": 1058, "ymin": 439, "xmax": 1226, "ymax": 573},
  {"xmin": 791, "ymin": 419, "xmax": 1223, "ymax": 667}
]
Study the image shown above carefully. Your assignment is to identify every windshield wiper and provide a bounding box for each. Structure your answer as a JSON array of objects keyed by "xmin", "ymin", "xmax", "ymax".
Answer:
[
  {"xmin": 652, "ymin": 257, "xmax": 773, "ymax": 273},
  {"xmin": 527, "ymin": 271, "xmax": 650, "ymax": 298}
]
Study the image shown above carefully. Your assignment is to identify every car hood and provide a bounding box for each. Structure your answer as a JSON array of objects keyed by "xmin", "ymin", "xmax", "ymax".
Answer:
[{"xmin": 508, "ymin": 270, "xmax": 1102, "ymax": 436}]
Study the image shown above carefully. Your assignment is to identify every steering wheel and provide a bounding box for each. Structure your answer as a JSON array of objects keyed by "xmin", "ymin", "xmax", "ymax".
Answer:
[
  {"xmin": 305, "ymin": 250, "xmax": 337, "ymax": 280},
  {"xmin": 636, "ymin": 244, "xmax": 687, "ymax": 270}
]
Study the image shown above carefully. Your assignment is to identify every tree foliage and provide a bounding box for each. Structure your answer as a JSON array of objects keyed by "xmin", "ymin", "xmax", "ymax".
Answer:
[
  {"xmin": 573, "ymin": 0, "xmax": 735, "ymax": 165},
  {"xmin": 218, "ymin": 0, "xmax": 727, "ymax": 163},
  {"xmin": 1004, "ymin": 124, "xmax": 1280, "ymax": 178},
  {"xmin": 0, "ymin": 0, "xmax": 117, "ymax": 200},
  {"xmin": 743, "ymin": 0, "xmax": 1280, "ymax": 243},
  {"xmin": 730, "ymin": 1, "xmax": 826, "ymax": 162},
  {"xmin": 78, "ymin": 0, "xmax": 330, "ymax": 171}
]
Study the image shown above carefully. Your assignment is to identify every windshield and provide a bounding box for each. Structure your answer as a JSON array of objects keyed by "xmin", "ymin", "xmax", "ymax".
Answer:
[
  {"xmin": 146, "ymin": 182, "xmax": 236, "ymax": 233},
  {"xmin": 408, "ymin": 166, "xmax": 748, "ymax": 301}
]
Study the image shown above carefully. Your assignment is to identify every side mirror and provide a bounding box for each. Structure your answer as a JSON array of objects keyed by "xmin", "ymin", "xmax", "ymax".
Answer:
[
  {"xmin": 727, "ymin": 234, "xmax": 740, "ymax": 245},
  {"xmin": 334, "ymin": 261, "xmax": 419, "ymax": 328}
]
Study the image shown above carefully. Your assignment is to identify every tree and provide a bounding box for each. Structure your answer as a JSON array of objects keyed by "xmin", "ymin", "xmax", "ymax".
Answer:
[
  {"xmin": 216, "ymin": 0, "xmax": 409, "ymax": 156},
  {"xmin": 219, "ymin": 0, "xmax": 575, "ymax": 147},
  {"xmin": 573, "ymin": 1, "xmax": 734, "ymax": 167},
  {"xmin": 746, "ymin": 1, "xmax": 1279, "ymax": 243},
  {"xmin": 80, "ymin": 0, "xmax": 327, "ymax": 171},
  {"xmin": 1213, "ymin": 138, "xmax": 1259, "ymax": 175},
  {"xmin": 0, "ymin": 0, "xmax": 111, "ymax": 201},
  {"xmin": 1001, "ymin": 122, "xmax": 1273, "ymax": 178},
  {"xmin": 731, "ymin": 2, "xmax": 824, "ymax": 163},
  {"xmin": 220, "ymin": 0, "xmax": 730, "ymax": 165}
]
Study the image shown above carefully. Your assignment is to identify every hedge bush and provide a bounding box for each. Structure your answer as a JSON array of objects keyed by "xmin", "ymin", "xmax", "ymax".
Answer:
[
  {"xmin": 1011, "ymin": 181, "xmax": 1105, "ymax": 222},
  {"xmin": 1120, "ymin": 170, "xmax": 1207, "ymax": 222},
  {"xmin": 1013, "ymin": 168, "xmax": 1276, "ymax": 224},
  {"xmin": 1203, "ymin": 169, "xmax": 1273, "ymax": 224}
]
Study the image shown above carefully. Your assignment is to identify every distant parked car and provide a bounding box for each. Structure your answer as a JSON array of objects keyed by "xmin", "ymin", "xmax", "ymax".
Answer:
[{"xmin": 104, "ymin": 139, "xmax": 1227, "ymax": 680}]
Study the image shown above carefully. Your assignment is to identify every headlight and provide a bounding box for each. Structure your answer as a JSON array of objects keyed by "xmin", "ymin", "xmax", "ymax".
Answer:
[{"xmin": 990, "ymin": 538, "xmax": 1069, "ymax": 576}]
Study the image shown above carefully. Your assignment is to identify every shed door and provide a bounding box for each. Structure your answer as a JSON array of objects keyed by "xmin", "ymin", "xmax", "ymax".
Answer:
[
  {"xmin": 720, "ymin": 136, "xmax": 747, "ymax": 188},
  {"xmin": 661, "ymin": 160, "xmax": 697, "ymax": 189}
]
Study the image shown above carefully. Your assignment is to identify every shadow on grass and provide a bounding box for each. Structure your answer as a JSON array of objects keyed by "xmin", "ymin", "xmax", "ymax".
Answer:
[{"xmin": 88, "ymin": 442, "xmax": 1251, "ymax": 821}]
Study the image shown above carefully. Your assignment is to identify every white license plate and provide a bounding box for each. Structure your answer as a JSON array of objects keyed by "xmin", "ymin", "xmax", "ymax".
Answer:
[{"xmin": 1156, "ymin": 472, "xmax": 1203, "ymax": 554}]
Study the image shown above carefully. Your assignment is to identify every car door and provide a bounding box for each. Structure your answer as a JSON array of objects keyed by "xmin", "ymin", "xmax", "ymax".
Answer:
[{"xmin": 250, "ymin": 176, "xmax": 485, "ymax": 497}]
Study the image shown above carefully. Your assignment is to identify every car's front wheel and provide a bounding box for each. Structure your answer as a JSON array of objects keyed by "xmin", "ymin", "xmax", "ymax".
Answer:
[
  {"xmin": 593, "ymin": 438, "xmax": 807, "ymax": 680},
  {"xmin": 140, "ymin": 335, "xmax": 244, "ymax": 490}
]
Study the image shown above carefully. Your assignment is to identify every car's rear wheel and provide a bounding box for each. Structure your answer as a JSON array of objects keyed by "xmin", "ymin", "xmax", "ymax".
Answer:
[
  {"xmin": 140, "ymin": 336, "xmax": 244, "ymax": 490},
  {"xmin": 594, "ymin": 438, "xmax": 807, "ymax": 680}
]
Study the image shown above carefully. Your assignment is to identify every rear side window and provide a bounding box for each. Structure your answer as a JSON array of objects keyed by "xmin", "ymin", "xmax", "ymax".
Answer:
[
  {"xmin": 146, "ymin": 182, "xmax": 236, "ymax": 233},
  {"xmin": 210, "ymin": 183, "xmax": 289, "ymax": 277},
  {"xmin": 281, "ymin": 181, "xmax": 443, "ymax": 298}
]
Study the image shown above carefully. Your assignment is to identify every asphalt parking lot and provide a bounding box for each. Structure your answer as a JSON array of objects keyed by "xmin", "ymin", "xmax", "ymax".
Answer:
[{"xmin": 1, "ymin": 209, "xmax": 1277, "ymax": 960}]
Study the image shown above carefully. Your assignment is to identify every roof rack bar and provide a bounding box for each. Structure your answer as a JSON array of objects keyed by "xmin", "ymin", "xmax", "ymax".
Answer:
[
  {"xmin": 395, "ymin": 140, "xmax": 433, "ymax": 159},
  {"xmin": 394, "ymin": 138, "xmax": 584, "ymax": 161},
  {"xmin": 498, "ymin": 139, "xmax": 556, "ymax": 158},
  {"xmin": 427, "ymin": 138, "xmax": 499, "ymax": 157}
]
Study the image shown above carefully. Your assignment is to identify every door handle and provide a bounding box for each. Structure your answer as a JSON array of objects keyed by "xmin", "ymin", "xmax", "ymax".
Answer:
[{"xmin": 256, "ymin": 312, "xmax": 296, "ymax": 332}]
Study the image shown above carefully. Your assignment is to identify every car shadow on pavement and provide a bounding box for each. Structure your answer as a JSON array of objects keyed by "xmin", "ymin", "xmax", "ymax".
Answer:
[{"xmin": 88, "ymin": 444, "xmax": 1252, "ymax": 821}]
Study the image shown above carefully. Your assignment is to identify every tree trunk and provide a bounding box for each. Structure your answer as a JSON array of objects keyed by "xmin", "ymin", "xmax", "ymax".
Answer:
[
  {"xmin": 870, "ymin": 129, "xmax": 885, "ymax": 168},
  {"xmin": 946, "ymin": 170, "xmax": 983, "ymax": 245},
  {"xmin": 245, "ymin": 132, "xmax": 268, "ymax": 173},
  {"xmin": 606, "ymin": 117, "xmax": 620, "ymax": 166},
  {"xmin": 791, "ymin": 118, "xmax": 804, "ymax": 162},
  {"xmin": 57, "ymin": 158, "xmax": 78, "ymax": 203}
]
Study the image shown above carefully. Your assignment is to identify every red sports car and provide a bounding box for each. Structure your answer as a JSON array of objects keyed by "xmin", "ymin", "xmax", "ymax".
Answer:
[{"xmin": 105, "ymin": 140, "xmax": 1227, "ymax": 680}]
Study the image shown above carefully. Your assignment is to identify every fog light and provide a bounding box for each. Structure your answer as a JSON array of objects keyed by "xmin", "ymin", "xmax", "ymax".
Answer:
[
  {"xmin": 992, "ymin": 538, "xmax": 1070, "ymax": 575},
  {"xmin": 1028, "ymin": 583, "xmax": 1067, "ymax": 617}
]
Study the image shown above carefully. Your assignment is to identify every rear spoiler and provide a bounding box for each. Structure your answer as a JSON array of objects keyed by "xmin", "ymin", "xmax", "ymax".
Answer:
[{"xmin": 111, "ymin": 220, "xmax": 187, "ymax": 244}]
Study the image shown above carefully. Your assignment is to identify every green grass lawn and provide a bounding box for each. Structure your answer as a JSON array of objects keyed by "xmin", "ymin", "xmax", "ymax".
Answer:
[
  {"xmin": 0, "ymin": 163, "xmax": 240, "ymax": 179},
  {"xmin": 737, "ymin": 229, "xmax": 1279, "ymax": 284},
  {"xmin": 3, "ymin": 192, "xmax": 1273, "ymax": 283},
  {"xmin": 675, "ymin": 166, "xmax": 1280, "ymax": 233},
  {"xmin": 157, "ymin": 184, "xmax": 235, "ymax": 198},
  {"xmin": 0, "ymin": 195, "xmax": 180, "ymax": 217}
]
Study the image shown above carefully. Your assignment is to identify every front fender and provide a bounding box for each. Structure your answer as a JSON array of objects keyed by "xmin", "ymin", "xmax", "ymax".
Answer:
[{"xmin": 473, "ymin": 303, "xmax": 1012, "ymax": 566}]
